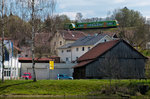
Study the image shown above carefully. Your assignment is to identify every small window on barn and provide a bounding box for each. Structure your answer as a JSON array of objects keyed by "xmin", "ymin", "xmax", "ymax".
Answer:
[
  {"xmin": 62, "ymin": 50, "xmax": 64, "ymax": 53},
  {"xmin": 76, "ymin": 48, "xmax": 79, "ymax": 51},
  {"xmin": 60, "ymin": 41, "xmax": 62, "ymax": 45},
  {"xmin": 104, "ymin": 39, "xmax": 107, "ymax": 42},
  {"xmin": 82, "ymin": 47, "xmax": 84, "ymax": 51}
]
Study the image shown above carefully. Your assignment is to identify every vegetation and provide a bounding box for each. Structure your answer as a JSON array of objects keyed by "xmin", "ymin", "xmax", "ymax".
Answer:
[{"xmin": 0, "ymin": 80, "xmax": 150, "ymax": 98}]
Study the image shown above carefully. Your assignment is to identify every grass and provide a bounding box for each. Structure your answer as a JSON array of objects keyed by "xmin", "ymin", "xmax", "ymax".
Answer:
[
  {"xmin": 140, "ymin": 50, "xmax": 150, "ymax": 57},
  {"xmin": 0, "ymin": 79, "xmax": 150, "ymax": 97}
]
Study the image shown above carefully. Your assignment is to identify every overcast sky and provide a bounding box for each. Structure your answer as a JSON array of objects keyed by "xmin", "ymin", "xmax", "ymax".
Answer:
[{"xmin": 56, "ymin": 0, "xmax": 150, "ymax": 20}]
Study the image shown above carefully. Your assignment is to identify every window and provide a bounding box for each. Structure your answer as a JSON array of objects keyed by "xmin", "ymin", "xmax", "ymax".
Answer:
[
  {"xmin": 66, "ymin": 57, "xmax": 69, "ymax": 61},
  {"xmin": 60, "ymin": 41, "xmax": 62, "ymax": 45},
  {"xmin": 61, "ymin": 50, "xmax": 64, "ymax": 53},
  {"xmin": 66, "ymin": 49, "xmax": 71, "ymax": 52},
  {"xmin": 76, "ymin": 48, "xmax": 79, "ymax": 51},
  {"xmin": 76, "ymin": 57, "xmax": 78, "ymax": 60},
  {"xmin": 82, "ymin": 47, "xmax": 84, "ymax": 51},
  {"xmin": 104, "ymin": 39, "xmax": 107, "ymax": 42},
  {"xmin": 88, "ymin": 47, "xmax": 90, "ymax": 51}
]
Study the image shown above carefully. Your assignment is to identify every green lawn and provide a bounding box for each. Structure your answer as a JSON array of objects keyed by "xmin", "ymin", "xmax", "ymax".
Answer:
[
  {"xmin": 140, "ymin": 50, "xmax": 150, "ymax": 57},
  {"xmin": 0, "ymin": 79, "xmax": 150, "ymax": 97}
]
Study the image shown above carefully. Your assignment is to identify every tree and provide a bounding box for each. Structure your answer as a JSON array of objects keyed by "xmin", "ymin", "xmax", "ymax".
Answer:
[
  {"xmin": 75, "ymin": 12, "xmax": 83, "ymax": 22},
  {"xmin": 44, "ymin": 14, "xmax": 71, "ymax": 32},
  {"xmin": 17, "ymin": 0, "xmax": 56, "ymax": 82},
  {"xmin": 110, "ymin": 7, "xmax": 150, "ymax": 49}
]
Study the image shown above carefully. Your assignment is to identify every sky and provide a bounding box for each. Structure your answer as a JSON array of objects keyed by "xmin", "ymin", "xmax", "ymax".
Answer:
[{"xmin": 56, "ymin": 0, "xmax": 150, "ymax": 20}]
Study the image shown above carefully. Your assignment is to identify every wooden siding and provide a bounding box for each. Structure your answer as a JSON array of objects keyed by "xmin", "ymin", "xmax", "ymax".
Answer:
[
  {"xmin": 85, "ymin": 41, "xmax": 146, "ymax": 79},
  {"xmin": 73, "ymin": 67, "xmax": 86, "ymax": 79}
]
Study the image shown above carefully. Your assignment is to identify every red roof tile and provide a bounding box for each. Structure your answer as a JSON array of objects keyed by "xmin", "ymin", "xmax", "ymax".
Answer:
[
  {"xmin": 19, "ymin": 57, "xmax": 60, "ymax": 63},
  {"xmin": 77, "ymin": 40, "xmax": 120, "ymax": 62}
]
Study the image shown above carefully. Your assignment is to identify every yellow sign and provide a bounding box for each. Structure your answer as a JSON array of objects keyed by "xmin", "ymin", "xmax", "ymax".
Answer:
[{"xmin": 49, "ymin": 61, "xmax": 54, "ymax": 70}]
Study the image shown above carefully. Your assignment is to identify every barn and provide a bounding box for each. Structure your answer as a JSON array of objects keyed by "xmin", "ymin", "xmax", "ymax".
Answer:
[{"xmin": 73, "ymin": 39, "xmax": 148, "ymax": 79}]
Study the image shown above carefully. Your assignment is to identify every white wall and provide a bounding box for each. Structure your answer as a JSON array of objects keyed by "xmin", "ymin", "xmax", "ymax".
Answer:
[
  {"xmin": 58, "ymin": 48, "xmax": 72, "ymax": 62},
  {"xmin": 71, "ymin": 45, "xmax": 93, "ymax": 61},
  {"xmin": 58, "ymin": 35, "xmax": 113, "ymax": 62}
]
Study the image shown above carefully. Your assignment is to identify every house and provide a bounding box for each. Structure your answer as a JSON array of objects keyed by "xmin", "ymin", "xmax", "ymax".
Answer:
[
  {"xmin": 50, "ymin": 30, "xmax": 86, "ymax": 55},
  {"xmin": 0, "ymin": 38, "xmax": 22, "ymax": 80},
  {"xmin": 19, "ymin": 57, "xmax": 75, "ymax": 80},
  {"xmin": 73, "ymin": 39, "xmax": 147, "ymax": 79},
  {"xmin": 20, "ymin": 32, "xmax": 52, "ymax": 57},
  {"xmin": 58, "ymin": 34, "xmax": 113, "ymax": 62}
]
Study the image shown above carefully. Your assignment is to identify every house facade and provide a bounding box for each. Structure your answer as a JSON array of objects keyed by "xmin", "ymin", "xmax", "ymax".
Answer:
[
  {"xmin": 50, "ymin": 30, "xmax": 86, "ymax": 55},
  {"xmin": 58, "ymin": 34, "xmax": 113, "ymax": 62},
  {"xmin": 0, "ymin": 39, "xmax": 21, "ymax": 80},
  {"xmin": 73, "ymin": 39, "xmax": 147, "ymax": 79}
]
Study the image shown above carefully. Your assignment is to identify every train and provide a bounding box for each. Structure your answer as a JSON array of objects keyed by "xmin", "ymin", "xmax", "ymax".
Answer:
[{"xmin": 64, "ymin": 20, "xmax": 119, "ymax": 30}]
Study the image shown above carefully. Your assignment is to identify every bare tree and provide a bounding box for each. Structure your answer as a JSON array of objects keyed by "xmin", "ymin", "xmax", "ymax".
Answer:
[
  {"xmin": 75, "ymin": 12, "xmax": 83, "ymax": 22},
  {"xmin": 0, "ymin": 0, "xmax": 5, "ymax": 83},
  {"xmin": 16, "ymin": 0, "xmax": 56, "ymax": 82}
]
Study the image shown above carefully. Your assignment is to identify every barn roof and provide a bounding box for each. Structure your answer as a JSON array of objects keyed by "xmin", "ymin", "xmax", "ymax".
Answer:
[
  {"xmin": 71, "ymin": 34, "xmax": 108, "ymax": 47},
  {"xmin": 73, "ymin": 39, "xmax": 147, "ymax": 68}
]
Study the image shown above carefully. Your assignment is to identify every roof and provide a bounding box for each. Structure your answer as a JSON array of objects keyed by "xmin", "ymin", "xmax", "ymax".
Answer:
[
  {"xmin": 71, "ymin": 34, "xmax": 108, "ymax": 47},
  {"xmin": 58, "ymin": 30, "xmax": 86, "ymax": 41},
  {"xmin": 77, "ymin": 40, "xmax": 119, "ymax": 62},
  {"xmin": 73, "ymin": 39, "xmax": 148, "ymax": 68},
  {"xmin": 58, "ymin": 43, "xmax": 73, "ymax": 49},
  {"xmin": 19, "ymin": 57, "xmax": 60, "ymax": 63}
]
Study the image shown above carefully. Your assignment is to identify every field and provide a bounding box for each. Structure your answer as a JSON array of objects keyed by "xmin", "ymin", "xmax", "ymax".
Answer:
[{"xmin": 0, "ymin": 79, "xmax": 150, "ymax": 98}]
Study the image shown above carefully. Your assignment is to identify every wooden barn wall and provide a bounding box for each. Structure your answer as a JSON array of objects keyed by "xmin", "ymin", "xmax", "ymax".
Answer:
[
  {"xmin": 85, "ymin": 42, "xmax": 146, "ymax": 79},
  {"xmin": 73, "ymin": 66, "xmax": 86, "ymax": 79}
]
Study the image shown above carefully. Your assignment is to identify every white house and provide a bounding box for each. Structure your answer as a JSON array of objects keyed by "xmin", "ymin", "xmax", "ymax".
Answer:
[
  {"xmin": 0, "ymin": 39, "xmax": 21, "ymax": 80},
  {"xmin": 58, "ymin": 34, "xmax": 113, "ymax": 62},
  {"xmin": 50, "ymin": 30, "xmax": 86, "ymax": 55}
]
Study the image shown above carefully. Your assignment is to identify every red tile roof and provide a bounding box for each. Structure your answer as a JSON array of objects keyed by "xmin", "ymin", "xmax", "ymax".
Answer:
[
  {"xmin": 19, "ymin": 57, "xmax": 60, "ymax": 63},
  {"xmin": 77, "ymin": 40, "xmax": 120, "ymax": 62},
  {"xmin": 74, "ymin": 39, "xmax": 148, "ymax": 68},
  {"xmin": 59, "ymin": 30, "xmax": 87, "ymax": 41},
  {"xmin": 73, "ymin": 60, "xmax": 93, "ymax": 68}
]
